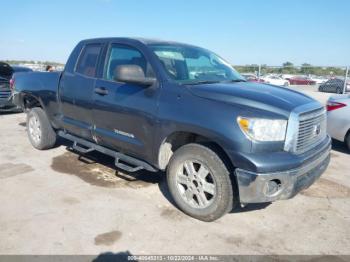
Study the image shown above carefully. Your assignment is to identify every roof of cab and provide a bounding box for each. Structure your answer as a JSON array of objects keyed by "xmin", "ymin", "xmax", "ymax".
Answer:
[{"xmin": 81, "ymin": 37, "xmax": 195, "ymax": 47}]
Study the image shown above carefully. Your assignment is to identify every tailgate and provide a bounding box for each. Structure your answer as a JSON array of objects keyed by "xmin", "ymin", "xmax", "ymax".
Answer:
[{"xmin": 0, "ymin": 78, "xmax": 11, "ymax": 100}]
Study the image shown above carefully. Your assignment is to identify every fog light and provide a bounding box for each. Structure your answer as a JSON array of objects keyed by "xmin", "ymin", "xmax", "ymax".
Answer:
[{"xmin": 265, "ymin": 179, "xmax": 282, "ymax": 196}]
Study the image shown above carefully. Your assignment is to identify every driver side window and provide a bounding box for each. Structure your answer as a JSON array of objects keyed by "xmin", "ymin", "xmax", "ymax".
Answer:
[
  {"xmin": 186, "ymin": 56, "xmax": 212, "ymax": 80},
  {"xmin": 104, "ymin": 44, "xmax": 154, "ymax": 81}
]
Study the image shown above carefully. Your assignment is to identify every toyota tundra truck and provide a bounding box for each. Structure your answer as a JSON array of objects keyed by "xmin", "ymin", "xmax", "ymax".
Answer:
[{"xmin": 11, "ymin": 38, "xmax": 331, "ymax": 221}]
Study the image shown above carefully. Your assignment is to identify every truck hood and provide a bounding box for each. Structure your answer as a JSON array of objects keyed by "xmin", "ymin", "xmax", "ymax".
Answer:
[{"xmin": 187, "ymin": 82, "xmax": 316, "ymax": 116}]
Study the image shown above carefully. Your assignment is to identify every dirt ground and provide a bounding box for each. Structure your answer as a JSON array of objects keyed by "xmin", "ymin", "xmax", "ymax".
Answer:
[{"xmin": 0, "ymin": 89, "xmax": 350, "ymax": 255}]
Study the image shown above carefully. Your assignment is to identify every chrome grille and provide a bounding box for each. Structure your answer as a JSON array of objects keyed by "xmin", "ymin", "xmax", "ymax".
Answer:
[{"xmin": 296, "ymin": 107, "xmax": 327, "ymax": 154}]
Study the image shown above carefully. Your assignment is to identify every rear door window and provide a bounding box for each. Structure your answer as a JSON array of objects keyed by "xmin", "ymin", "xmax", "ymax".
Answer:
[{"xmin": 76, "ymin": 44, "xmax": 102, "ymax": 77}]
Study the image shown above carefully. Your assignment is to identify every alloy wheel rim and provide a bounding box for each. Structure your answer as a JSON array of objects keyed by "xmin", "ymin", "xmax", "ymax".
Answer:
[
  {"xmin": 28, "ymin": 115, "xmax": 41, "ymax": 143},
  {"xmin": 176, "ymin": 160, "xmax": 216, "ymax": 209}
]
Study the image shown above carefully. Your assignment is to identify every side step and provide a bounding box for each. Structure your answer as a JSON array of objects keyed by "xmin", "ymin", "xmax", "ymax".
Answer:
[
  {"xmin": 72, "ymin": 141, "xmax": 94, "ymax": 154},
  {"xmin": 58, "ymin": 131, "xmax": 157, "ymax": 173}
]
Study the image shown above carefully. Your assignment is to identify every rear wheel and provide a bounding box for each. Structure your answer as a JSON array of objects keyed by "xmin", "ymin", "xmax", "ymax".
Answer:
[
  {"xmin": 336, "ymin": 87, "xmax": 343, "ymax": 94},
  {"xmin": 166, "ymin": 143, "xmax": 237, "ymax": 221},
  {"xmin": 27, "ymin": 107, "xmax": 56, "ymax": 150}
]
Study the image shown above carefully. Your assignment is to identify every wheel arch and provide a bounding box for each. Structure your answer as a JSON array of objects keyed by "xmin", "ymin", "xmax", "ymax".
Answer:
[
  {"xmin": 21, "ymin": 92, "xmax": 44, "ymax": 111},
  {"xmin": 345, "ymin": 128, "xmax": 350, "ymax": 141},
  {"xmin": 156, "ymin": 130, "xmax": 234, "ymax": 173}
]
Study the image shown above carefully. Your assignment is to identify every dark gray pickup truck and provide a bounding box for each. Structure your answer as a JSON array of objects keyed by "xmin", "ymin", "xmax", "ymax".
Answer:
[{"xmin": 12, "ymin": 38, "xmax": 331, "ymax": 221}]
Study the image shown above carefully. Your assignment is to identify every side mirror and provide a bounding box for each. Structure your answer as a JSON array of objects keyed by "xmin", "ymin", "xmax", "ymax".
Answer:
[{"xmin": 114, "ymin": 65, "xmax": 156, "ymax": 86}]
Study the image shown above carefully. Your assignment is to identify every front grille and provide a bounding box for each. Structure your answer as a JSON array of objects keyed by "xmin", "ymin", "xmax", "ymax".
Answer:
[{"xmin": 295, "ymin": 107, "xmax": 327, "ymax": 154}]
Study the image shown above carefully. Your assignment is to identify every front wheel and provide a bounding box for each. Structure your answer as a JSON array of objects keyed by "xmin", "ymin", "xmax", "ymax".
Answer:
[
  {"xmin": 346, "ymin": 132, "xmax": 350, "ymax": 151},
  {"xmin": 27, "ymin": 107, "xmax": 57, "ymax": 150},
  {"xmin": 166, "ymin": 143, "xmax": 237, "ymax": 221}
]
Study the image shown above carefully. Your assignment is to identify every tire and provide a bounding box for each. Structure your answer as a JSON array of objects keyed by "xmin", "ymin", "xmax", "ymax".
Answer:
[
  {"xmin": 336, "ymin": 87, "xmax": 342, "ymax": 94},
  {"xmin": 346, "ymin": 132, "xmax": 350, "ymax": 151},
  {"xmin": 166, "ymin": 143, "xmax": 237, "ymax": 221},
  {"xmin": 27, "ymin": 107, "xmax": 56, "ymax": 150}
]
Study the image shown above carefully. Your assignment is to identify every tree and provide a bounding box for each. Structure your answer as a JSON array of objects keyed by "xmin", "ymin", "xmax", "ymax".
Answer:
[
  {"xmin": 281, "ymin": 62, "xmax": 298, "ymax": 74},
  {"xmin": 300, "ymin": 63, "xmax": 314, "ymax": 75},
  {"xmin": 282, "ymin": 61, "xmax": 294, "ymax": 68}
]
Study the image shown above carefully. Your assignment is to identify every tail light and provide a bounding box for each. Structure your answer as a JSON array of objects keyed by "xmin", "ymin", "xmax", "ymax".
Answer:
[
  {"xmin": 327, "ymin": 101, "xmax": 346, "ymax": 111},
  {"xmin": 9, "ymin": 78, "xmax": 14, "ymax": 90}
]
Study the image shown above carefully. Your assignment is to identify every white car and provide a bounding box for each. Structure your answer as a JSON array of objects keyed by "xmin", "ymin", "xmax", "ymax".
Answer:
[
  {"xmin": 309, "ymin": 75, "xmax": 328, "ymax": 84},
  {"xmin": 280, "ymin": 74, "xmax": 295, "ymax": 80},
  {"xmin": 261, "ymin": 75, "xmax": 289, "ymax": 86},
  {"xmin": 327, "ymin": 94, "xmax": 350, "ymax": 150}
]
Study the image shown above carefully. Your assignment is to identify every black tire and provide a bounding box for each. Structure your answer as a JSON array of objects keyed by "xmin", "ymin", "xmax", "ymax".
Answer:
[
  {"xmin": 336, "ymin": 87, "xmax": 342, "ymax": 94},
  {"xmin": 346, "ymin": 132, "xmax": 350, "ymax": 151},
  {"xmin": 166, "ymin": 143, "xmax": 237, "ymax": 222},
  {"xmin": 26, "ymin": 107, "xmax": 56, "ymax": 150}
]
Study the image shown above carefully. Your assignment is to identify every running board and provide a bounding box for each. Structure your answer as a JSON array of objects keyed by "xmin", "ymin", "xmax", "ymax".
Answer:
[
  {"xmin": 72, "ymin": 141, "xmax": 94, "ymax": 154},
  {"xmin": 58, "ymin": 131, "xmax": 157, "ymax": 173}
]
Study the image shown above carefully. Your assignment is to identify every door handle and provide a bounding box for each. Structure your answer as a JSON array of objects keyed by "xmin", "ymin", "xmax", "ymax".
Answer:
[{"xmin": 94, "ymin": 87, "xmax": 109, "ymax": 96}]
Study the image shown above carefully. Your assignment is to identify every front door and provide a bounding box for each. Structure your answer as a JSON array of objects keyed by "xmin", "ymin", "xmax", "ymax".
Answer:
[{"xmin": 92, "ymin": 43, "xmax": 160, "ymax": 162}]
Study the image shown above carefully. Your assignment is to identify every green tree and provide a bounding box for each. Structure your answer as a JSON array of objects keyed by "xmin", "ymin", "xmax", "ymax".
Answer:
[{"xmin": 282, "ymin": 61, "xmax": 294, "ymax": 68}]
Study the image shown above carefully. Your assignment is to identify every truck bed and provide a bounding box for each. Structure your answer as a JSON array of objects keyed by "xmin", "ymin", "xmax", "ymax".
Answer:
[{"xmin": 13, "ymin": 71, "xmax": 62, "ymax": 120}]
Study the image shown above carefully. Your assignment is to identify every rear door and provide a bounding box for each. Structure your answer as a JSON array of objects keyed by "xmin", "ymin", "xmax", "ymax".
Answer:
[
  {"xmin": 58, "ymin": 43, "xmax": 103, "ymax": 141},
  {"xmin": 92, "ymin": 42, "xmax": 160, "ymax": 161}
]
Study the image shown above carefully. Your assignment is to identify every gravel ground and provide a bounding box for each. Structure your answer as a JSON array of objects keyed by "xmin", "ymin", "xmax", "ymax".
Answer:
[{"xmin": 0, "ymin": 89, "xmax": 349, "ymax": 256}]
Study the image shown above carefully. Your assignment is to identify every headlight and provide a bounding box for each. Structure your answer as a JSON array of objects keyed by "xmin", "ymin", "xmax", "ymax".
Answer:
[{"xmin": 237, "ymin": 117, "xmax": 287, "ymax": 142}]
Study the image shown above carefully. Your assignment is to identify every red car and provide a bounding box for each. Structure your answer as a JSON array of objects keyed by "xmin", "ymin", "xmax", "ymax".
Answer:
[{"xmin": 286, "ymin": 76, "xmax": 316, "ymax": 85}]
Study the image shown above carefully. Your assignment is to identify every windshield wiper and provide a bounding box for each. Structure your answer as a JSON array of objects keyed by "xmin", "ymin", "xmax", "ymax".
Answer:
[
  {"xmin": 225, "ymin": 79, "xmax": 247, "ymax": 83},
  {"xmin": 185, "ymin": 79, "xmax": 247, "ymax": 85},
  {"xmin": 185, "ymin": 80, "xmax": 222, "ymax": 85}
]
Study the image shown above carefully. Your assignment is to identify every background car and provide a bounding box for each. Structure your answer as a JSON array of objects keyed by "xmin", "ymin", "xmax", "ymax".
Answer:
[
  {"xmin": 280, "ymin": 74, "xmax": 295, "ymax": 80},
  {"xmin": 0, "ymin": 62, "xmax": 32, "ymax": 112},
  {"xmin": 319, "ymin": 78, "xmax": 350, "ymax": 94},
  {"xmin": 327, "ymin": 95, "xmax": 350, "ymax": 150},
  {"xmin": 309, "ymin": 75, "xmax": 328, "ymax": 84},
  {"xmin": 260, "ymin": 74, "xmax": 289, "ymax": 86},
  {"xmin": 241, "ymin": 73, "xmax": 265, "ymax": 83},
  {"xmin": 286, "ymin": 76, "xmax": 316, "ymax": 85}
]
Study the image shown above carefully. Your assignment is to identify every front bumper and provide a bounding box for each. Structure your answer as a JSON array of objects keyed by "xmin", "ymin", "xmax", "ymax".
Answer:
[{"xmin": 236, "ymin": 136, "xmax": 331, "ymax": 204}]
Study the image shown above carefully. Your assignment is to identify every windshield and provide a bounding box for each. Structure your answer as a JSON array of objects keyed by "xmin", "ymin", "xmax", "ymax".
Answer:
[{"xmin": 150, "ymin": 44, "xmax": 245, "ymax": 84}]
